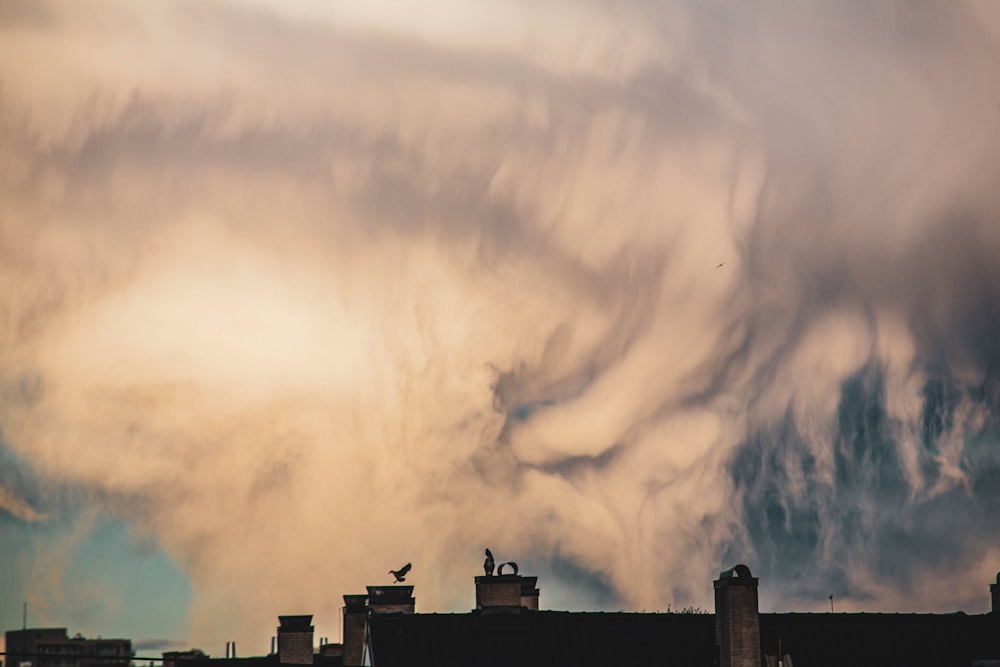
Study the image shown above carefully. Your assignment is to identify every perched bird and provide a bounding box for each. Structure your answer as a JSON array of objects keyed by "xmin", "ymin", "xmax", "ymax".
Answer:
[
  {"xmin": 389, "ymin": 562, "xmax": 412, "ymax": 583},
  {"xmin": 484, "ymin": 548, "xmax": 495, "ymax": 576}
]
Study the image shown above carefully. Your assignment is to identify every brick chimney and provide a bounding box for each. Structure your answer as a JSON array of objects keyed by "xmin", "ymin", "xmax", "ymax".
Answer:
[
  {"xmin": 475, "ymin": 573, "xmax": 539, "ymax": 614},
  {"xmin": 991, "ymin": 572, "xmax": 999, "ymax": 613},
  {"xmin": 520, "ymin": 576, "xmax": 540, "ymax": 611},
  {"xmin": 277, "ymin": 615, "xmax": 314, "ymax": 665},
  {"xmin": 714, "ymin": 564, "xmax": 761, "ymax": 667},
  {"xmin": 342, "ymin": 595, "xmax": 368, "ymax": 667},
  {"xmin": 366, "ymin": 586, "xmax": 415, "ymax": 614}
]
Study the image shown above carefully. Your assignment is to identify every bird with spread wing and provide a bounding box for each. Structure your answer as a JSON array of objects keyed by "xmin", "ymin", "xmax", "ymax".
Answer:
[{"xmin": 389, "ymin": 562, "xmax": 412, "ymax": 583}]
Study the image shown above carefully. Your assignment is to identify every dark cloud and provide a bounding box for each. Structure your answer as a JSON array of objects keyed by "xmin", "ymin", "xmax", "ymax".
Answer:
[{"xmin": 732, "ymin": 361, "xmax": 1000, "ymax": 610}]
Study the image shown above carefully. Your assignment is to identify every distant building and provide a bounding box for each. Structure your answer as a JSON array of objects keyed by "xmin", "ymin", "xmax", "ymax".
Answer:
[
  {"xmin": 161, "ymin": 649, "xmax": 206, "ymax": 667},
  {"xmin": 4, "ymin": 629, "xmax": 131, "ymax": 667}
]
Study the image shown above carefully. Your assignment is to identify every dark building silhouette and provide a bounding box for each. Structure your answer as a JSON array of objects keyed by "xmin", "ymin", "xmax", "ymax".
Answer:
[
  {"xmin": 359, "ymin": 565, "xmax": 999, "ymax": 667},
  {"xmin": 162, "ymin": 649, "xmax": 207, "ymax": 667},
  {"xmin": 14, "ymin": 563, "xmax": 995, "ymax": 667},
  {"xmin": 758, "ymin": 612, "xmax": 1000, "ymax": 667},
  {"xmin": 3, "ymin": 629, "xmax": 131, "ymax": 667}
]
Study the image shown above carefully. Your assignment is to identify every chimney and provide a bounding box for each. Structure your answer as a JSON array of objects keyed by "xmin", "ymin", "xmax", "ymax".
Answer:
[
  {"xmin": 277, "ymin": 615, "xmax": 314, "ymax": 665},
  {"xmin": 991, "ymin": 572, "xmax": 1000, "ymax": 613},
  {"xmin": 519, "ymin": 576, "xmax": 540, "ymax": 611},
  {"xmin": 475, "ymin": 572, "xmax": 538, "ymax": 614},
  {"xmin": 366, "ymin": 586, "xmax": 415, "ymax": 614},
  {"xmin": 714, "ymin": 564, "xmax": 761, "ymax": 667},
  {"xmin": 342, "ymin": 595, "xmax": 369, "ymax": 667}
]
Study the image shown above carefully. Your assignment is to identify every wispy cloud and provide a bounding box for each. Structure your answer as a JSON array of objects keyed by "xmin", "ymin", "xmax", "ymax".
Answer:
[
  {"xmin": 0, "ymin": 484, "xmax": 47, "ymax": 523},
  {"xmin": 1, "ymin": 0, "xmax": 999, "ymax": 649}
]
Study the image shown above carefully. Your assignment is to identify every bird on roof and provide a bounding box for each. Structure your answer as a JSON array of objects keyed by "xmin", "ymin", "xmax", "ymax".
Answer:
[
  {"xmin": 389, "ymin": 562, "xmax": 412, "ymax": 582},
  {"xmin": 484, "ymin": 548, "xmax": 495, "ymax": 576}
]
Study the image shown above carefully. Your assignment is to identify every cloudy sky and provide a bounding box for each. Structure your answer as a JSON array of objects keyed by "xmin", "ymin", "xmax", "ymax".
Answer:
[{"xmin": 3, "ymin": 0, "xmax": 1000, "ymax": 655}]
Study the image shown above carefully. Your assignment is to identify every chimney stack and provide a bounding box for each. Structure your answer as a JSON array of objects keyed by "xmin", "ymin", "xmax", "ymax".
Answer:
[
  {"xmin": 475, "ymin": 570, "xmax": 539, "ymax": 614},
  {"xmin": 366, "ymin": 586, "xmax": 415, "ymax": 614},
  {"xmin": 277, "ymin": 615, "xmax": 314, "ymax": 665},
  {"xmin": 342, "ymin": 595, "xmax": 369, "ymax": 667},
  {"xmin": 520, "ymin": 576, "xmax": 540, "ymax": 611},
  {"xmin": 991, "ymin": 572, "xmax": 999, "ymax": 613},
  {"xmin": 714, "ymin": 564, "xmax": 761, "ymax": 667}
]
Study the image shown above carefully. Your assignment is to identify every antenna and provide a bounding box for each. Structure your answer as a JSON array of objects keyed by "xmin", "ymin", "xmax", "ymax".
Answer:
[{"xmin": 829, "ymin": 595, "xmax": 834, "ymax": 613}]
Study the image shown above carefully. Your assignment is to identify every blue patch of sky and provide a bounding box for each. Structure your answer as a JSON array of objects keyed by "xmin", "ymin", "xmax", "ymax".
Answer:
[{"xmin": 0, "ymin": 439, "xmax": 191, "ymax": 650}]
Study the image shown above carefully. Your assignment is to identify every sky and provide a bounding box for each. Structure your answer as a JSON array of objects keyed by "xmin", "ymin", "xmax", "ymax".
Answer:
[{"xmin": 2, "ymin": 0, "xmax": 1000, "ymax": 656}]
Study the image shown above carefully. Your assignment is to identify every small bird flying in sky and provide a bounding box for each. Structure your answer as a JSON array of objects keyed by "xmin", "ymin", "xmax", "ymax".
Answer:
[{"xmin": 389, "ymin": 562, "xmax": 412, "ymax": 582}]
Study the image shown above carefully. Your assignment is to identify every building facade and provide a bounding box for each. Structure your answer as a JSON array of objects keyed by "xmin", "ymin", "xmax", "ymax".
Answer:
[{"xmin": 4, "ymin": 629, "xmax": 131, "ymax": 667}]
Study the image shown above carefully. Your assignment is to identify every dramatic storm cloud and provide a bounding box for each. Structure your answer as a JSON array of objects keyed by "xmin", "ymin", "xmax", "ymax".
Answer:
[{"xmin": 2, "ymin": 0, "xmax": 999, "ymax": 651}]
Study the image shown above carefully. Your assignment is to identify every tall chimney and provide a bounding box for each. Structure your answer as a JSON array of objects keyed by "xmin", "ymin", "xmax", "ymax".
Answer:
[
  {"xmin": 342, "ymin": 595, "xmax": 368, "ymax": 667},
  {"xmin": 277, "ymin": 615, "xmax": 314, "ymax": 665},
  {"xmin": 714, "ymin": 564, "xmax": 761, "ymax": 667},
  {"xmin": 991, "ymin": 572, "xmax": 999, "ymax": 613}
]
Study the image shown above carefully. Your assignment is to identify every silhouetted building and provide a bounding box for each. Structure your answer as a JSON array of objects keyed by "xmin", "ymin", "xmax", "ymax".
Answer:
[
  {"xmin": 52, "ymin": 562, "xmax": 994, "ymax": 667},
  {"xmin": 162, "ymin": 649, "xmax": 207, "ymax": 667},
  {"xmin": 4, "ymin": 629, "xmax": 131, "ymax": 667},
  {"xmin": 360, "ymin": 565, "xmax": 1000, "ymax": 667},
  {"xmin": 759, "ymin": 612, "xmax": 1000, "ymax": 667}
]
